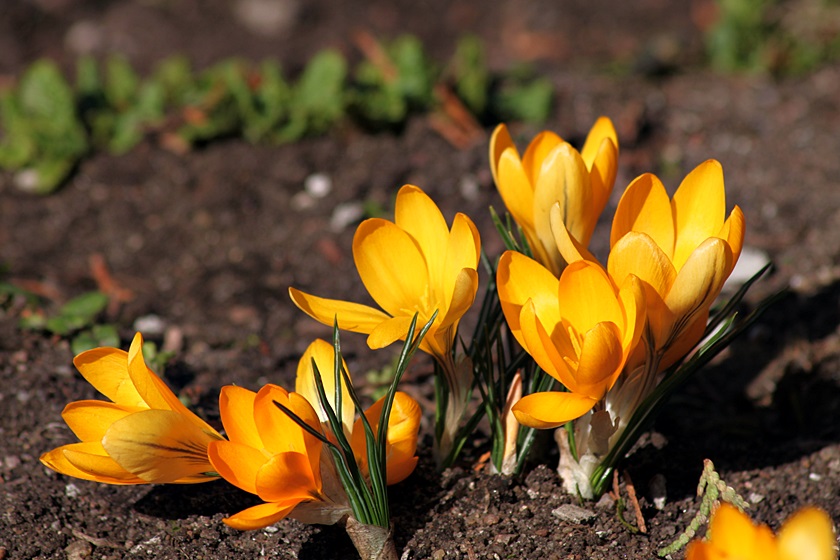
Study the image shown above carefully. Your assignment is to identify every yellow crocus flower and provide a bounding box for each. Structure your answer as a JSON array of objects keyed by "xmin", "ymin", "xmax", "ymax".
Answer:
[
  {"xmin": 496, "ymin": 251, "xmax": 645, "ymax": 429},
  {"xmin": 490, "ymin": 117, "xmax": 618, "ymax": 276},
  {"xmin": 289, "ymin": 185, "xmax": 480, "ymax": 370},
  {"xmin": 208, "ymin": 339, "xmax": 422, "ymax": 530},
  {"xmin": 555, "ymin": 159, "xmax": 745, "ymax": 370},
  {"xmin": 40, "ymin": 333, "xmax": 223, "ymax": 485},
  {"xmin": 686, "ymin": 503, "xmax": 837, "ymax": 560}
]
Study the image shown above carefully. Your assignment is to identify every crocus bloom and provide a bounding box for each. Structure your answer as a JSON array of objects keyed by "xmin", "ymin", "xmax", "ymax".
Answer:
[
  {"xmin": 496, "ymin": 251, "xmax": 645, "ymax": 429},
  {"xmin": 556, "ymin": 159, "xmax": 745, "ymax": 370},
  {"xmin": 289, "ymin": 184, "xmax": 479, "ymax": 459},
  {"xmin": 40, "ymin": 333, "xmax": 222, "ymax": 485},
  {"xmin": 489, "ymin": 118, "xmax": 618, "ymax": 276},
  {"xmin": 686, "ymin": 503, "xmax": 836, "ymax": 560},
  {"xmin": 208, "ymin": 339, "xmax": 422, "ymax": 530},
  {"xmin": 289, "ymin": 185, "xmax": 480, "ymax": 371}
]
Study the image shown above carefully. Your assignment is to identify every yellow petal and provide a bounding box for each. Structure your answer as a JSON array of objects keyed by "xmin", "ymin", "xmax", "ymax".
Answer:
[
  {"xmin": 439, "ymin": 267, "xmax": 479, "ymax": 330},
  {"xmin": 663, "ymin": 238, "xmax": 730, "ymax": 346},
  {"xmin": 671, "ymin": 160, "xmax": 726, "ymax": 271},
  {"xmin": 489, "ymin": 123, "xmax": 515, "ymax": 186},
  {"xmin": 778, "ymin": 507, "xmax": 836, "ymax": 560},
  {"xmin": 255, "ymin": 451, "xmax": 320, "ymax": 503},
  {"xmin": 41, "ymin": 442, "xmax": 145, "ymax": 485},
  {"xmin": 611, "ymin": 173, "xmax": 674, "ymax": 256},
  {"xmin": 558, "ymin": 261, "xmax": 623, "ymax": 333},
  {"xmin": 288, "ymin": 287, "xmax": 389, "ymax": 335},
  {"xmin": 511, "ymin": 391, "xmax": 597, "ymax": 429},
  {"xmin": 59, "ymin": 442, "xmax": 147, "ymax": 484},
  {"xmin": 494, "ymin": 143, "xmax": 536, "ymax": 232},
  {"xmin": 580, "ymin": 116, "xmax": 618, "ymax": 170},
  {"xmin": 533, "ymin": 143, "xmax": 592, "ymax": 271},
  {"xmin": 522, "ymin": 130, "xmax": 564, "ymax": 186},
  {"xmin": 707, "ymin": 504, "xmax": 778, "ymax": 560},
  {"xmin": 353, "ymin": 218, "xmax": 430, "ymax": 317},
  {"xmin": 73, "ymin": 346, "xmax": 143, "ymax": 408},
  {"xmin": 659, "ymin": 312, "xmax": 708, "ymax": 371},
  {"xmin": 394, "ymin": 185, "xmax": 449, "ymax": 291},
  {"xmin": 581, "ymin": 117, "xmax": 618, "ymax": 218},
  {"xmin": 61, "ymin": 400, "xmax": 137, "ymax": 442},
  {"xmin": 102, "ymin": 409, "xmax": 218, "ymax": 483},
  {"xmin": 616, "ymin": 273, "xmax": 647, "ymax": 352},
  {"xmin": 442, "ymin": 212, "xmax": 481, "ymax": 313},
  {"xmin": 252, "ymin": 384, "xmax": 301, "ymax": 455},
  {"xmin": 367, "ymin": 315, "xmax": 417, "ymax": 350},
  {"xmin": 352, "ymin": 392, "xmax": 421, "ymax": 485},
  {"xmin": 207, "ymin": 440, "xmax": 267, "ymax": 495},
  {"xmin": 719, "ymin": 205, "xmax": 746, "ymax": 276},
  {"xmin": 574, "ymin": 322, "xmax": 624, "ymax": 397},
  {"xmin": 497, "ymin": 251, "xmax": 561, "ymax": 350},
  {"xmin": 296, "ymin": 339, "xmax": 354, "ymax": 434},
  {"xmin": 222, "ymin": 501, "xmax": 297, "ymax": 531},
  {"xmin": 550, "ymin": 203, "xmax": 597, "ymax": 266},
  {"xmin": 218, "ymin": 385, "xmax": 262, "ymax": 450},
  {"xmin": 608, "ymin": 231, "xmax": 677, "ymax": 296}
]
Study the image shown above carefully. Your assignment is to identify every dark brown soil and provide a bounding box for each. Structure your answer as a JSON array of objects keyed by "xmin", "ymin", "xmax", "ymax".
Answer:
[{"xmin": 2, "ymin": 1, "xmax": 840, "ymax": 559}]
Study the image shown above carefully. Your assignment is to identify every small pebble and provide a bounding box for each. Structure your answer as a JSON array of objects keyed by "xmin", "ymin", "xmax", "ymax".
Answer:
[
  {"xmin": 748, "ymin": 492, "xmax": 765, "ymax": 504},
  {"xmin": 65, "ymin": 483, "xmax": 81, "ymax": 498},
  {"xmin": 809, "ymin": 472, "xmax": 822, "ymax": 482},
  {"xmin": 133, "ymin": 315, "xmax": 167, "ymax": 336},
  {"xmin": 649, "ymin": 473, "xmax": 667, "ymax": 510},
  {"xmin": 304, "ymin": 173, "xmax": 332, "ymax": 198},
  {"xmin": 330, "ymin": 202, "xmax": 365, "ymax": 232},
  {"xmin": 551, "ymin": 504, "xmax": 597, "ymax": 524},
  {"xmin": 65, "ymin": 540, "xmax": 93, "ymax": 560}
]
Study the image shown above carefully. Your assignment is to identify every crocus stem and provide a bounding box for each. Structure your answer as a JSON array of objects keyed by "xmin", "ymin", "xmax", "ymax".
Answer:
[{"xmin": 344, "ymin": 517, "xmax": 398, "ymax": 560}]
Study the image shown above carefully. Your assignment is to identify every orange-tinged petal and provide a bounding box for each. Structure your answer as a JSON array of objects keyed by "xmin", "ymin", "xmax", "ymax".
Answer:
[
  {"xmin": 616, "ymin": 274, "xmax": 647, "ymax": 352},
  {"xmin": 511, "ymin": 391, "xmax": 597, "ymax": 429},
  {"xmin": 394, "ymin": 185, "xmax": 449, "ymax": 290},
  {"xmin": 533, "ymin": 143, "xmax": 592, "ymax": 270},
  {"xmin": 558, "ymin": 261, "xmax": 623, "ymax": 333},
  {"xmin": 497, "ymin": 251, "xmax": 561, "ymax": 349},
  {"xmin": 207, "ymin": 440, "xmax": 267, "ymax": 495},
  {"xmin": 714, "ymin": 504, "xmax": 779, "ymax": 559},
  {"xmin": 611, "ymin": 173, "xmax": 674, "ymax": 256},
  {"xmin": 296, "ymin": 339, "xmax": 354, "ymax": 434},
  {"xmin": 73, "ymin": 347, "xmax": 143, "ymax": 407},
  {"xmin": 659, "ymin": 311, "xmax": 707, "ymax": 371},
  {"xmin": 352, "ymin": 392, "xmax": 421, "ymax": 485},
  {"xmin": 519, "ymin": 300, "xmax": 577, "ymax": 391},
  {"xmin": 671, "ymin": 160, "xmax": 726, "ymax": 271},
  {"xmin": 222, "ymin": 501, "xmax": 297, "ymax": 531},
  {"xmin": 574, "ymin": 322, "xmax": 624, "ymax": 397},
  {"xmin": 101, "ymin": 409, "xmax": 219, "ymax": 483},
  {"xmin": 41, "ymin": 442, "xmax": 145, "ymax": 485},
  {"xmin": 288, "ymin": 287, "xmax": 389, "ymax": 335},
  {"xmin": 219, "ymin": 385, "xmax": 262, "ymax": 451},
  {"xmin": 582, "ymin": 117, "xmax": 618, "ymax": 217},
  {"xmin": 61, "ymin": 400, "xmax": 137, "ymax": 442},
  {"xmin": 608, "ymin": 231, "xmax": 677, "ymax": 296},
  {"xmin": 253, "ymin": 385, "xmax": 301, "ymax": 454},
  {"xmin": 255, "ymin": 452, "xmax": 320, "ymax": 503},
  {"xmin": 778, "ymin": 507, "xmax": 836, "ymax": 560},
  {"xmin": 353, "ymin": 218, "xmax": 430, "ymax": 317},
  {"xmin": 489, "ymin": 123, "xmax": 515, "ymax": 186},
  {"xmin": 60, "ymin": 442, "xmax": 148, "ymax": 484},
  {"xmin": 522, "ymin": 130, "xmax": 564, "ymax": 186}
]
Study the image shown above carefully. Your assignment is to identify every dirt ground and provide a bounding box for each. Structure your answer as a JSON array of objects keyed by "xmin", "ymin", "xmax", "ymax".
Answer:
[{"xmin": 2, "ymin": 1, "xmax": 840, "ymax": 558}]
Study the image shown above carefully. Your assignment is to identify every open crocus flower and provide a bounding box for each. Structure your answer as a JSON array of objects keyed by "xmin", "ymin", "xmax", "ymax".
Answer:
[
  {"xmin": 289, "ymin": 184, "xmax": 479, "ymax": 460},
  {"xmin": 686, "ymin": 503, "xmax": 836, "ymax": 560},
  {"xmin": 496, "ymin": 251, "xmax": 645, "ymax": 429},
  {"xmin": 557, "ymin": 159, "xmax": 745, "ymax": 371},
  {"xmin": 208, "ymin": 338, "xmax": 422, "ymax": 530},
  {"xmin": 489, "ymin": 117, "xmax": 618, "ymax": 276},
  {"xmin": 40, "ymin": 332, "xmax": 223, "ymax": 485}
]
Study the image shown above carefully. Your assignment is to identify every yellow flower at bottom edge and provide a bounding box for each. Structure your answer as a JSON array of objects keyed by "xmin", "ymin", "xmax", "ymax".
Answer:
[
  {"xmin": 686, "ymin": 503, "xmax": 836, "ymax": 560},
  {"xmin": 40, "ymin": 332, "xmax": 223, "ymax": 485},
  {"xmin": 496, "ymin": 251, "xmax": 645, "ymax": 429}
]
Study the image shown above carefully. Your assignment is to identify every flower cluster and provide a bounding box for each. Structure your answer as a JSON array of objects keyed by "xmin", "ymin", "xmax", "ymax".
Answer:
[{"xmin": 40, "ymin": 116, "xmax": 821, "ymax": 560}]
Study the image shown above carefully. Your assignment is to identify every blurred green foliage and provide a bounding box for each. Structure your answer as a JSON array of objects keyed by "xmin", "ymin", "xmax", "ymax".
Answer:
[
  {"xmin": 0, "ymin": 34, "xmax": 554, "ymax": 194},
  {"xmin": 706, "ymin": 0, "xmax": 840, "ymax": 74}
]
